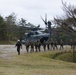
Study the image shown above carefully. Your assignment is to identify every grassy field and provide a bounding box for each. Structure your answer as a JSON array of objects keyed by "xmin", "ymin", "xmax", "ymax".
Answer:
[{"xmin": 0, "ymin": 47, "xmax": 76, "ymax": 75}]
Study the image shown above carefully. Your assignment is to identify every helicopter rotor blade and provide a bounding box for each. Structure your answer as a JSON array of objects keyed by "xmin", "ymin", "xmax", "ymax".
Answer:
[
  {"xmin": 41, "ymin": 16, "xmax": 45, "ymax": 23},
  {"xmin": 40, "ymin": 16, "xmax": 47, "ymax": 26},
  {"xmin": 45, "ymin": 13, "xmax": 47, "ymax": 24}
]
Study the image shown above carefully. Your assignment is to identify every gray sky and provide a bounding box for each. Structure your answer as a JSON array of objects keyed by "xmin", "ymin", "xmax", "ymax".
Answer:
[{"xmin": 0, "ymin": 0, "xmax": 76, "ymax": 27}]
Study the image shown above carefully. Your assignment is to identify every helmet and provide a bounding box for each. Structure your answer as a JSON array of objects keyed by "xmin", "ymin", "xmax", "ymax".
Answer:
[{"xmin": 17, "ymin": 40, "xmax": 20, "ymax": 42}]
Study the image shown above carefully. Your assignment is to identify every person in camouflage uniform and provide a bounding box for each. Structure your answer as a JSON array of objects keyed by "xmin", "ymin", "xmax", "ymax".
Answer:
[
  {"xmin": 46, "ymin": 39, "xmax": 50, "ymax": 50},
  {"xmin": 50, "ymin": 40, "xmax": 54, "ymax": 50},
  {"xmin": 35, "ymin": 41, "xmax": 38, "ymax": 52},
  {"xmin": 59, "ymin": 39, "xmax": 64, "ymax": 50},
  {"xmin": 43, "ymin": 40, "xmax": 46, "ymax": 51},
  {"xmin": 25, "ymin": 42, "xmax": 30, "ymax": 53},
  {"xmin": 30, "ymin": 42, "xmax": 34, "ymax": 52},
  {"xmin": 37, "ymin": 40, "xmax": 41, "ymax": 52},
  {"xmin": 53, "ymin": 40, "xmax": 58, "ymax": 50}
]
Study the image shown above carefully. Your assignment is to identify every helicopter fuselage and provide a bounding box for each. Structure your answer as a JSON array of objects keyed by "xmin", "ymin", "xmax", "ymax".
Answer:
[{"xmin": 21, "ymin": 31, "xmax": 50, "ymax": 44}]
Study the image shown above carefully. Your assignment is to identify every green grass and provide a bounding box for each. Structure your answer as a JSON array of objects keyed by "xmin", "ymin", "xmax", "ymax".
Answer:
[
  {"xmin": 55, "ymin": 53, "xmax": 75, "ymax": 62},
  {"xmin": 0, "ymin": 41, "xmax": 16, "ymax": 44},
  {"xmin": 0, "ymin": 50, "xmax": 76, "ymax": 75}
]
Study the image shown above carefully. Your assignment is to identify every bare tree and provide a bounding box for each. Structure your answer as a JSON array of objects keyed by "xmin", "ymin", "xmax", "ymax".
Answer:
[
  {"xmin": 54, "ymin": 1, "xmax": 76, "ymax": 35},
  {"xmin": 54, "ymin": 1, "xmax": 76, "ymax": 62}
]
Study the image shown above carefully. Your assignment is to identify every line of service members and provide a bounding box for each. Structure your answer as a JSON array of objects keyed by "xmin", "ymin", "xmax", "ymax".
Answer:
[
  {"xmin": 15, "ymin": 39, "xmax": 76, "ymax": 55},
  {"xmin": 25, "ymin": 39, "xmax": 64, "ymax": 53}
]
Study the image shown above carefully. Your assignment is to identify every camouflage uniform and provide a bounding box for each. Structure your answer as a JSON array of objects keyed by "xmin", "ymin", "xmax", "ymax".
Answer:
[
  {"xmin": 53, "ymin": 40, "xmax": 58, "ymax": 50},
  {"xmin": 43, "ymin": 40, "xmax": 46, "ymax": 51},
  {"xmin": 25, "ymin": 42, "xmax": 30, "ymax": 53},
  {"xmin": 46, "ymin": 40, "xmax": 50, "ymax": 50},
  {"xmin": 35, "ymin": 41, "xmax": 38, "ymax": 52},
  {"xmin": 30, "ymin": 42, "xmax": 34, "ymax": 52},
  {"xmin": 37, "ymin": 41, "xmax": 41, "ymax": 52},
  {"xmin": 59, "ymin": 39, "xmax": 64, "ymax": 50},
  {"xmin": 50, "ymin": 41, "xmax": 54, "ymax": 50}
]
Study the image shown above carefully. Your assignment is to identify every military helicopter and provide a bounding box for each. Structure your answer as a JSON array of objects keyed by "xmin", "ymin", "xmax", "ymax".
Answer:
[
  {"xmin": 21, "ymin": 25, "xmax": 50, "ymax": 44},
  {"xmin": 21, "ymin": 14, "xmax": 52, "ymax": 44}
]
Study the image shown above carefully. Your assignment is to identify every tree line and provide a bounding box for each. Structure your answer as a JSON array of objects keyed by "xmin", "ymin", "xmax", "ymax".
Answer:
[{"xmin": 0, "ymin": 13, "xmax": 35, "ymax": 41}]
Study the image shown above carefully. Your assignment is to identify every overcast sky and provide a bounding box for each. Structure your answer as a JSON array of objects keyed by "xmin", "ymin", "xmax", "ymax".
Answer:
[{"xmin": 0, "ymin": 0, "xmax": 76, "ymax": 27}]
